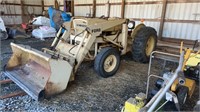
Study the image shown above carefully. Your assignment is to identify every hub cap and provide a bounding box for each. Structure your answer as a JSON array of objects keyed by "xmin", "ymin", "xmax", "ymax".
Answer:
[{"xmin": 104, "ymin": 55, "xmax": 117, "ymax": 72}]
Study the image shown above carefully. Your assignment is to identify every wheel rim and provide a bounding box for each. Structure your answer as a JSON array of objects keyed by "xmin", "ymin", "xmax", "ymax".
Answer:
[
  {"xmin": 104, "ymin": 55, "xmax": 117, "ymax": 72},
  {"xmin": 146, "ymin": 36, "xmax": 155, "ymax": 56}
]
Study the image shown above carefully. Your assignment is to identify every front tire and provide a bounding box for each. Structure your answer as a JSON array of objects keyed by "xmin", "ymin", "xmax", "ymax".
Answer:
[
  {"xmin": 94, "ymin": 47, "xmax": 120, "ymax": 78},
  {"xmin": 132, "ymin": 26, "xmax": 157, "ymax": 63}
]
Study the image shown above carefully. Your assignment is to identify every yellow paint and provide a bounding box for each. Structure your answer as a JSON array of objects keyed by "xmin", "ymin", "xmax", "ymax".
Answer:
[
  {"xmin": 124, "ymin": 97, "xmax": 145, "ymax": 112},
  {"xmin": 171, "ymin": 78, "xmax": 196, "ymax": 97},
  {"xmin": 182, "ymin": 49, "xmax": 191, "ymax": 70},
  {"xmin": 180, "ymin": 41, "xmax": 183, "ymax": 54},
  {"xmin": 171, "ymin": 80, "xmax": 178, "ymax": 92},
  {"xmin": 186, "ymin": 53, "xmax": 200, "ymax": 67}
]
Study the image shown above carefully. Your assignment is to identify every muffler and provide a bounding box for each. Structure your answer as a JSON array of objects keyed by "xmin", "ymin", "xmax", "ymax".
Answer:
[{"xmin": 3, "ymin": 43, "xmax": 74, "ymax": 101}]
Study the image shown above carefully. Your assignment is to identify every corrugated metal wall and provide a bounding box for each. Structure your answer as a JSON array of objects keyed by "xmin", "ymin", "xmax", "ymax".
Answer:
[
  {"xmin": 24, "ymin": 0, "xmax": 43, "ymax": 15},
  {"xmin": 124, "ymin": 0, "xmax": 162, "ymax": 37},
  {"xmin": 44, "ymin": 0, "xmax": 65, "ymax": 11},
  {"xmin": 0, "ymin": 0, "xmax": 22, "ymax": 25},
  {"xmin": 74, "ymin": 0, "xmax": 200, "ymax": 41},
  {"xmin": 0, "ymin": 0, "xmax": 199, "ymax": 40},
  {"xmin": 109, "ymin": 0, "xmax": 121, "ymax": 17},
  {"xmin": 163, "ymin": 3, "xmax": 200, "ymax": 40},
  {"xmin": 74, "ymin": 0, "xmax": 93, "ymax": 16},
  {"xmin": 0, "ymin": 0, "xmax": 42, "ymax": 25},
  {"xmin": 96, "ymin": 0, "xmax": 108, "ymax": 17}
]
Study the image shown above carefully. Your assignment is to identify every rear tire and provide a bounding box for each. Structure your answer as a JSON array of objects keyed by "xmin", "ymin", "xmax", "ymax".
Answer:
[
  {"xmin": 132, "ymin": 26, "xmax": 157, "ymax": 63},
  {"xmin": 94, "ymin": 47, "xmax": 120, "ymax": 78}
]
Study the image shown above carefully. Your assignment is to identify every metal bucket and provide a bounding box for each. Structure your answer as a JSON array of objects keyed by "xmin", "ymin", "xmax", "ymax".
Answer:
[{"xmin": 4, "ymin": 43, "xmax": 73, "ymax": 101}]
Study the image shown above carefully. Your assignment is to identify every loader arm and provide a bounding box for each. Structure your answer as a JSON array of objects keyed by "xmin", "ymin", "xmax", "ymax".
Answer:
[
  {"xmin": 3, "ymin": 18, "xmax": 128, "ymax": 100},
  {"xmin": 74, "ymin": 19, "xmax": 127, "ymax": 71},
  {"xmin": 54, "ymin": 19, "xmax": 127, "ymax": 73}
]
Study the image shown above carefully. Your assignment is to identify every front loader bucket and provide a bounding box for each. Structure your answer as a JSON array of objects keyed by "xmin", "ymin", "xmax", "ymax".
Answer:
[{"xmin": 3, "ymin": 43, "xmax": 73, "ymax": 101}]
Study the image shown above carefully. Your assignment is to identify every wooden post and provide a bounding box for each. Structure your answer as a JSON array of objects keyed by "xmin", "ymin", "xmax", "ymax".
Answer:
[
  {"xmin": 71, "ymin": 0, "xmax": 74, "ymax": 16},
  {"xmin": 54, "ymin": 0, "xmax": 59, "ymax": 10},
  {"xmin": 64, "ymin": 0, "xmax": 67, "ymax": 12},
  {"xmin": 20, "ymin": 0, "xmax": 25, "ymax": 22},
  {"xmin": 121, "ymin": 0, "xmax": 125, "ymax": 18},
  {"xmin": 158, "ymin": 0, "xmax": 167, "ymax": 40},
  {"xmin": 41, "ymin": 0, "xmax": 44, "ymax": 12},
  {"xmin": 105, "ymin": 1, "xmax": 110, "ymax": 17},
  {"xmin": 92, "ymin": 0, "xmax": 96, "ymax": 18}
]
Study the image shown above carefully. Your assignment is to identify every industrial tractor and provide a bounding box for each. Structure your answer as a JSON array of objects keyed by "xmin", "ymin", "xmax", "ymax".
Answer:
[
  {"xmin": 3, "ymin": 18, "xmax": 157, "ymax": 100},
  {"xmin": 122, "ymin": 42, "xmax": 200, "ymax": 112}
]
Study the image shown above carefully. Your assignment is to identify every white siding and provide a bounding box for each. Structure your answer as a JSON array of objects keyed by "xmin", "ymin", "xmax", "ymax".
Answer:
[
  {"xmin": 124, "ymin": 2, "xmax": 162, "ymax": 36},
  {"xmin": 44, "ymin": 0, "xmax": 64, "ymax": 5},
  {"xmin": 109, "ymin": 0, "xmax": 121, "ymax": 3},
  {"xmin": 75, "ymin": 6, "xmax": 92, "ymax": 16},
  {"xmin": 74, "ymin": 0, "xmax": 93, "ymax": 4},
  {"xmin": 109, "ymin": 5, "xmax": 121, "ymax": 17},
  {"xmin": 125, "ymin": 4, "xmax": 162, "ymax": 19},
  {"xmin": 74, "ymin": 0, "xmax": 93, "ymax": 16},
  {"xmin": 96, "ymin": 6, "xmax": 106, "ymax": 17},
  {"xmin": 1, "ymin": 0, "xmax": 200, "ymax": 40},
  {"xmin": 96, "ymin": 0, "xmax": 109, "ymax": 4},
  {"xmin": 1, "ymin": 16, "xmax": 22, "ymax": 25},
  {"xmin": 163, "ymin": 3, "xmax": 200, "ymax": 40},
  {"xmin": 0, "ymin": 0, "xmax": 42, "ymax": 25},
  {"xmin": 163, "ymin": 22, "xmax": 200, "ymax": 40},
  {"xmin": 24, "ymin": 0, "xmax": 42, "ymax": 5},
  {"xmin": 96, "ymin": 0, "xmax": 108, "ymax": 17},
  {"xmin": 44, "ymin": 0, "xmax": 64, "ymax": 11}
]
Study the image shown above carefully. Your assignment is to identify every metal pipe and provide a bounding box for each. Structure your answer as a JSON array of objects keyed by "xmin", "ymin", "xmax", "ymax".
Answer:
[
  {"xmin": 146, "ymin": 51, "xmax": 179, "ymax": 98},
  {"xmin": 147, "ymin": 51, "xmax": 184, "ymax": 112},
  {"xmin": 155, "ymin": 100, "xmax": 169, "ymax": 112},
  {"xmin": 0, "ymin": 91, "xmax": 26, "ymax": 99},
  {"xmin": 74, "ymin": 31, "xmax": 87, "ymax": 58},
  {"xmin": 145, "ymin": 87, "xmax": 164, "ymax": 108},
  {"xmin": 50, "ymin": 27, "xmax": 63, "ymax": 49},
  {"xmin": 148, "ymin": 51, "xmax": 179, "ymax": 76},
  {"xmin": 0, "ymin": 79, "xmax": 12, "ymax": 84}
]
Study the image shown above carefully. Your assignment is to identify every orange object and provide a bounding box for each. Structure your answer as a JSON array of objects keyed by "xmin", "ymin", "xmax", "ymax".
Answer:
[
  {"xmin": 141, "ymin": 19, "xmax": 144, "ymax": 23},
  {"xmin": 21, "ymin": 23, "xmax": 28, "ymax": 29}
]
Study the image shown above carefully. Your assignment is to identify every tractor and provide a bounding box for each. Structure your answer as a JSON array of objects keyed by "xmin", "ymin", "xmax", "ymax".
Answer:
[{"xmin": 3, "ymin": 17, "xmax": 157, "ymax": 100}]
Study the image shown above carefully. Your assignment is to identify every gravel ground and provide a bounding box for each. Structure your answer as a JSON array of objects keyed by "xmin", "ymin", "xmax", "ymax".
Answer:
[{"xmin": 0, "ymin": 38, "xmax": 199, "ymax": 111}]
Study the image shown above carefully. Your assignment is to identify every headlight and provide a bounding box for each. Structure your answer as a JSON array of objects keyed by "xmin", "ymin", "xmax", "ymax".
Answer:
[{"xmin": 128, "ymin": 21, "xmax": 135, "ymax": 29}]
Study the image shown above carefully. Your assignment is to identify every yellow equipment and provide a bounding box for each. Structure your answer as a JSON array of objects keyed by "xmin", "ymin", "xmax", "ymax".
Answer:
[
  {"xmin": 122, "ymin": 42, "xmax": 200, "ymax": 112},
  {"xmin": 3, "ymin": 18, "xmax": 157, "ymax": 100},
  {"xmin": 186, "ymin": 53, "xmax": 200, "ymax": 66},
  {"xmin": 171, "ymin": 42, "xmax": 200, "ymax": 99},
  {"xmin": 122, "ymin": 93, "xmax": 146, "ymax": 112}
]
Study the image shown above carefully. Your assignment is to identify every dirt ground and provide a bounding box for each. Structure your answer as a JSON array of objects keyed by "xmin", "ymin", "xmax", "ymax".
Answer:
[{"xmin": 0, "ymin": 38, "xmax": 199, "ymax": 111}]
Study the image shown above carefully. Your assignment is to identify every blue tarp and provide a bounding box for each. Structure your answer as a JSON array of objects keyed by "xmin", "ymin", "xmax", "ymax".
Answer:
[{"xmin": 48, "ymin": 7, "xmax": 71, "ymax": 31}]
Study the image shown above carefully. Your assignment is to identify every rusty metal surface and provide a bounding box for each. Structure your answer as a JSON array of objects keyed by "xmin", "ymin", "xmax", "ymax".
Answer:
[
  {"xmin": 0, "ymin": 91, "xmax": 26, "ymax": 99},
  {"xmin": 4, "ymin": 60, "xmax": 51, "ymax": 101},
  {"xmin": 0, "ymin": 79, "xmax": 12, "ymax": 84}
]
